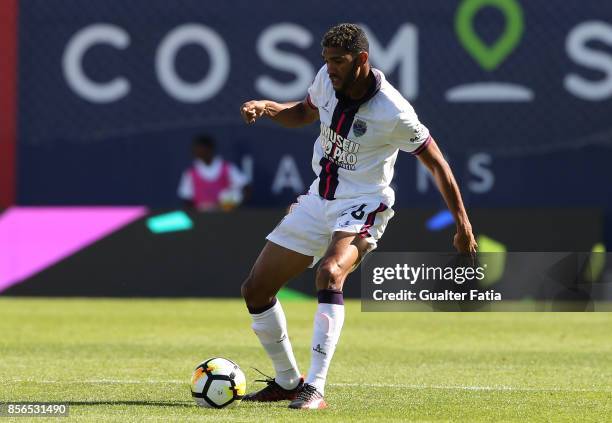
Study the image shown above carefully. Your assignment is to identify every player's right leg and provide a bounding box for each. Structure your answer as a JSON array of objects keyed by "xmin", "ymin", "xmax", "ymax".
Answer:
[
  {"xmin": 241, "ymin": 241, "xmax": 313, "ymax": 401},
  {"xmin": 290, "ymin": 199, "xmax": 394, "ymax": 410}
]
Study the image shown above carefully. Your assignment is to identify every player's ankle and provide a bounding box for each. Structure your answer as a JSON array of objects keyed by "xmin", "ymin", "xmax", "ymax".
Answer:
[
  {"xmin": 305, "ymin": 378, "xmax": 325, "ymax": 396},
  {"xmin": 275, "ymin": 371, "xmax": 301, "ymax": 390}
]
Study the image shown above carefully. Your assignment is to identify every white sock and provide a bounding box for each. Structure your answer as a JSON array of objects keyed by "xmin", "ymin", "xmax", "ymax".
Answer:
[
  {"xmin": 305, "ymin": 291, "xmax": 345, "ymax": 395},
  {"xmin": 250, "ymin": 299, "xmax": 301, "ymax": 390}
]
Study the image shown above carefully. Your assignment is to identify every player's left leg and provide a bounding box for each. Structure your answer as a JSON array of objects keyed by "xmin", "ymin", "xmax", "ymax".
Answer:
[
  {"xmin": 243, "ymin": 193, "xmax": 329, "ymax": 402},
  {"xmin": 289, "ymin": 231, "xmax": 370, "ymax": 410},
  {"xmin": 242, "ymin": 241, "xmax": 313, "ymax": 400}
]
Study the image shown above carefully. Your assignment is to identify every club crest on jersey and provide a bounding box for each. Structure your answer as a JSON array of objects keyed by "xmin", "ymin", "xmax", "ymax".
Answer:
[
  {"xmin": 352, "ymin": 119, "xmax": 367, "ymax": 137},
  {"xmin": 319, "ymin": 123, "xmax": 360, "ymax": 170}
]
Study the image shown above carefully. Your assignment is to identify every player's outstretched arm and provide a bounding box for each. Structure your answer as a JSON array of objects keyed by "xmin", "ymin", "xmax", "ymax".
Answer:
[
  {"xmin": 416, "ymin": 138, "xmax": 478, "ymax": 254},
  {"xmin": 240, "ymin": 98, "xmax": 319, "ymax": 128}
]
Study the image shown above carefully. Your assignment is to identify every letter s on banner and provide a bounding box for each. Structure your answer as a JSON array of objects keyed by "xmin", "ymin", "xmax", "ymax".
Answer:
[
  {"xmin": 255, "ymin": 23, "xmax": 314, "ymax": 101},
  {"xmin": 565, "ymin": 21, "xmax": 612, "ymax": 101}
]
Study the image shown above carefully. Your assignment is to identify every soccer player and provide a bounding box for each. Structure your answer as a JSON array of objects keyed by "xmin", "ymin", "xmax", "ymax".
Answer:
[{"xmin": 239, "ymin": 23, "xmax": 477, "ymax": 409}]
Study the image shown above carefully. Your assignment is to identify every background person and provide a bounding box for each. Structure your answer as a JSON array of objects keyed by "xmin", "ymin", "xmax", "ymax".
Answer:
[{"xmin": 177, "ymin": 135, "xmax": 250, "ymax": 211}]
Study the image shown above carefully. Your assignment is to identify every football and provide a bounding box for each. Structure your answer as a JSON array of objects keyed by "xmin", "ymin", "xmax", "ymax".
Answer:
[{"xmin": 190, "ymin": 357, "xmax": 247, "ymax": 408}]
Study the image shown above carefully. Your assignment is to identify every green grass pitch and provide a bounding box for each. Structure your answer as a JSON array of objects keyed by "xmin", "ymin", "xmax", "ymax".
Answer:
[{"xmin": 1, "ymin": 298, "xmax": 611, "ymax": 422}]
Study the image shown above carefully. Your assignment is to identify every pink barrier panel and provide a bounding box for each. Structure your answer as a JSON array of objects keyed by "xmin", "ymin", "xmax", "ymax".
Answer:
[{"xmin": 0, "ymin": 207, "xmax": 147, "ymax": 292}]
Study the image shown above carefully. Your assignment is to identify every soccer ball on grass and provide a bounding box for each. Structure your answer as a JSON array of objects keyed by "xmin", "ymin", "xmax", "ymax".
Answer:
[{"xmin": 190, "ymin": 357, "xmax": 246, "ymax": 408}]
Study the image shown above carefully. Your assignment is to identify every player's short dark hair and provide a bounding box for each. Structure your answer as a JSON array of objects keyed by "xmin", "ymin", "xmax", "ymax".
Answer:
[
  {"xmin": 321, "ymin": 23, "xmax": 369, "ymax": 55},
  {"xmin": 193, "ymin": 134, "xmax": 215, "ymax": 149}
]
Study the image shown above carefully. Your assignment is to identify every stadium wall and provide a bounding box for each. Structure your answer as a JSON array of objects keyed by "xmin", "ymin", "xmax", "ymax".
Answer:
[
  {"xmin": 1, "ymin": 208, "xmax": 606, "ymax": 298},
  {"xmin": 5, "ymin": 2, "xmax": 612, "ymax": 259}
]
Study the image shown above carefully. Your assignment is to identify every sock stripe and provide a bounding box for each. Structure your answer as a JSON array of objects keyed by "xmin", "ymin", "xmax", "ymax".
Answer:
[
  {"xmin": 248, "ymin": 297, "xmax": 278, "ymax": 314},
  {"xmin": 317, "ymin": 289, "xmax": 344, "ymax": 305}
]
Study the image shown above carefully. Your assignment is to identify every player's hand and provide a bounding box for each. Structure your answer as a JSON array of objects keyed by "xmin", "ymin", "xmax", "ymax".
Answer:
[
  {"xmin": 453, "ymin": 226, "xmax": 478, "ymax": 255},
  {"xmin": 240, "ymin": 100, "xmax": 267, "ymax": 124}
]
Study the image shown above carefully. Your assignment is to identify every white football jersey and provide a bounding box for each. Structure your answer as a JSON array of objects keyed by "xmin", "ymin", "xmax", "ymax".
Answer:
[{"xmin": 306, "ymin": 65, "xmax": 431, "ymax": 205}]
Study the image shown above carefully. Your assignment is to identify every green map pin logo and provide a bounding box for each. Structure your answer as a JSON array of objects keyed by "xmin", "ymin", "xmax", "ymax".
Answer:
[{"xmin": 456, "ymin": 0, "xmax": 524, "ymax": 71}]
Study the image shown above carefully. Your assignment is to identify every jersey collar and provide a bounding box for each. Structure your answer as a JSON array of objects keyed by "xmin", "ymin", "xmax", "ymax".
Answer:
[{"xmin": 335, "ymin": 68, "xmax": 382, "ymax": 110}]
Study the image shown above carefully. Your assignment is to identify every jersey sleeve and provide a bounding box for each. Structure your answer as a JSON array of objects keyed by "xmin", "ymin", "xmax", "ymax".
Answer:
[
  {"xmin": 177, "ymin": 170, "xmax": 193, "ymax": 200},
  {"xmin": 389, "ymin": 109, "xmax": 432, "ymax": 155},
  {"xmin": 306, "ymin": 65, "xmax": 328, "ymax": 110}
]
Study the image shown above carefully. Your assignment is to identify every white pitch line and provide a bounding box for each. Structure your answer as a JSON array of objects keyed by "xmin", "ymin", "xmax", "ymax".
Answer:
[
  {"xmin": 5, "ymin": 379, "xmax": 612, "ymax": 393},
  {"xmin": 331, "ymin": 382, "xmax": 612, "ymax": 393}
]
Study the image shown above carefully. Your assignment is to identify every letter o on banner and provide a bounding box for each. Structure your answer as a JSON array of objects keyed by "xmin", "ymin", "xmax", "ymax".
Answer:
[{"xmin": 156, "ymin": 24, "xmax": 230, "ymax": 103}]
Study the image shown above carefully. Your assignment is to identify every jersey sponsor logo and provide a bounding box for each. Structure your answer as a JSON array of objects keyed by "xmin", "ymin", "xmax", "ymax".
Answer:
[
  {"xmin": 410, "ymin": 123, "xmax": 427, "ymax": 142},
  {"xmin": 352, "ymin": 118, "xmax": 367, "ymax": 137},
  {"xmin": 319, "ymin": 123, "xmax": 360, "ymax": 171}
]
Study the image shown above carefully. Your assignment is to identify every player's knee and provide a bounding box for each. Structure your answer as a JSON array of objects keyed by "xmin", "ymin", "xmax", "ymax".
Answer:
[
  {"xmin": 241, "ymin": 275, "xmax": 273, "ymax": 309},
  {"xmin": 316, "ymin": 260, "xmax": 344, "ymax": 291}
]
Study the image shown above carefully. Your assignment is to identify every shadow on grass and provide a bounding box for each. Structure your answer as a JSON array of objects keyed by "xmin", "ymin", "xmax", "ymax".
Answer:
[
  {"xmin": 66, "ymin": 401, "xmax": 291, "ymax": 410},
  {"xmin": 66, "ymin": 401, "xmax": 194, "ymax": 408}
]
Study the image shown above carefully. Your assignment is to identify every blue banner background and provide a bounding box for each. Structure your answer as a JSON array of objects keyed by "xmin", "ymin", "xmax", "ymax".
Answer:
[{"xmin": 16, "ymin": 0, "xmax": 612, "ymax": 212}]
